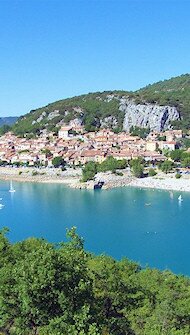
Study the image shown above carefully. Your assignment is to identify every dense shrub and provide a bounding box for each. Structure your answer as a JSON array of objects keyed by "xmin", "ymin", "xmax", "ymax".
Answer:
[
  {"xmin": 160, "ymin": 160, "xmax": 174, "ymax": 174},
  {"xmin": 0, "ymin": 228, "xmax": 189, "ymax": 335},
  {"xmin": 130, "ymin": 158, "xmax": 144, "ymax": 178},
  {"xmin": 82, "ymin": 157, "xmax": 127, "ymax": 182},
  {"xmin": 148, "ymin": 168, "xmax": 157, "ymax": 176}
]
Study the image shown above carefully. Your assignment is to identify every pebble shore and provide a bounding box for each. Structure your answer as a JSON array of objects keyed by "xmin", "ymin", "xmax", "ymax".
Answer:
[
  {"xmin": 129, "ymin": 175, "xmax": 190, "ymax": 192},
  {"xmin": 0, "ymin": 167, "xmax": 190, "ymax": 192}
]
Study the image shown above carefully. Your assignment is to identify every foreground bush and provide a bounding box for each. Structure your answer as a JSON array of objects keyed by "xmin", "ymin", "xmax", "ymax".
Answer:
[{"xmin": 0, "ymin": 228, "xmax": 189, "ymax": 335}]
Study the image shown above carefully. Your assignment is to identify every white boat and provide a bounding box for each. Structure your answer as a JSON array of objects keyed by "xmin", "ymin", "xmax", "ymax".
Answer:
[
  {"xmin": 9, "ymin": 181, "xmax": 16, "ymax": 193},
  {"xmin": 178, "ymin": 195, "xmax": 183, "ymax": 202},
  {"xmin": 0, "ymin": 203, "xmax": 5, "ymax": 209}
]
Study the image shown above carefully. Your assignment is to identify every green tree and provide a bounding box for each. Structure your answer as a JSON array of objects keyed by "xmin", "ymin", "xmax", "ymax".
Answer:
[
  {"xmin": 0, "ymin": 228, "xmax": 190, "ymax": 335},
  {"xmin": 160, "ymin": 160, "xmax": 174, "ymax": 174},
  {"xmin": 132, "ymin": 164, "xmax": 144, "ymax": 178},
  {"xmin": 157, "ymin": 135, "xmax": 166, "ymax": 141},
  {"xmin": 82, "ymin": 162, "xmax": 97, "ymax": 182},
  {"xmin": 130, "ymin": 158, "xmax": 144, "ymax": 178},
  {"xmin": 41, "ymin": 148, "xmax": 52, "ymax": 157},
  {"xmin": 88, "ymin": 255, "xmax": 136, "ymax": 335},
  {"xmin": 181, "ymin": 138, "xmax": 190, "ymax": 149},
  {"xmin": 97, "ymin": 156, "xmax": 127, "ymax": 173},
  {"xmin": 0, "ymin": 229, "xmax": 95, "ymax": 335},
  {"xmin": 130, "ymin": 126, "xmax": 150, "ymax": 139},
  {"xmin": 181, "ymin": 157, "xmax": 190, "ymax": 168},
  {"xmin": 170, "ymin": 149, "xmax": 184, "ymax": 162},
  {"xmin": 148, "ymin": 168, "xmax": 157, "ymax": 177},
  {"xmin": 52, "ymin": 156, "xmax": 65, "ymax": 168}
]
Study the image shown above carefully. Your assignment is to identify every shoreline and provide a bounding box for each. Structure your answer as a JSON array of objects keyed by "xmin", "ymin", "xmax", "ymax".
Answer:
[
  {"xmin": 0, "ymin": 167, "xmax": 190, "ymax": 192},
  {"xmin": 0, "ymin": 167, "xmax": 81, "ymax": 186},
  {"xmin": 128, "ymin": 176, "xmax": 190, "ymax": 193}
]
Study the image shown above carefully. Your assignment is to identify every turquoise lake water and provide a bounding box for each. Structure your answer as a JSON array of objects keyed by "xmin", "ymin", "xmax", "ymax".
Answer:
[{"xmin": 0, "ymin": 180, "xmax": 190, "ymax": 276}]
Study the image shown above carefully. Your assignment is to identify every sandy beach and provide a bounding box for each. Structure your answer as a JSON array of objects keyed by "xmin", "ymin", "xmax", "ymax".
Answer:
[{"xmin": 0, "ymin": 166, "xmax": 190, "ymax": 192}]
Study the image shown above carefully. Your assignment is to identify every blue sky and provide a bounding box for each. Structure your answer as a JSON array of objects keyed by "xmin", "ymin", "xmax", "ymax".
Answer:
[{"xmin": 0, "ymin": 0, "xmax": 190, "ymax": 117}]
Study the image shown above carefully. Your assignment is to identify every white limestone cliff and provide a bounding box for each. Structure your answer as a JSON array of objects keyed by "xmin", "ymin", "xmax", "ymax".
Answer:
[{"xmin": 120, "ymin": 98, "xmax": 180, "ymax": 132}]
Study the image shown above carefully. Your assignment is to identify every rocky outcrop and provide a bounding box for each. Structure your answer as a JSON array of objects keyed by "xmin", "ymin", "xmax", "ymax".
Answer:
[
  {"xmin": 47, "ymin": 110, "xmax": 60, "ymax": 120},
  {"xmin": 23, "ymin": 93, "xmax": 181, "ymax": 134},
  {"xmin": 120, "ymin": 98, "xmax": 180, "ymax": 132},
  {"xmin": 100, "ymin": 116, "xmax": 118, "ymax": 128}
]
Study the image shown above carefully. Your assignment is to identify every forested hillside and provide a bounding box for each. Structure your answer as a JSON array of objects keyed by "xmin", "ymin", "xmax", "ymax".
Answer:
[
  {"xmin": 0, "ymin": 228, "xmax": 189, "ymax": 335},
  {"xmin": 10, "ymin": 74, "xmax": 190, "ymax": 136},
  {"xmin": 12, "ymin": 91, "xmax": 129, "ymax": 136},
  {"xmin": 135, "ymin": 74, "xmax": 190, "ymax": 129}
]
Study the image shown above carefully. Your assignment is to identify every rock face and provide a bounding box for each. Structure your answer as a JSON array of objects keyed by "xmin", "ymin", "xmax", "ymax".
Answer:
[
  {"xmin": 100, "ymin": 116, "xmax": 118, "ymax": 128},
  {"xmin": 120, "ymin": 99, "xmax": 180, "ymax": 132}
]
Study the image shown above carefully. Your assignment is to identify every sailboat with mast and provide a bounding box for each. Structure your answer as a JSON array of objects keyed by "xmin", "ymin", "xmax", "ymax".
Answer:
[
  {"xmin": 9, "ymin": 181, "xmax": 16, "ymax": 193},
  {"xmin": 178, "ymin": 194, "xmax": 183, "ymax": 203},
  {"xmin": 0, "ymin": 196, "xmax": 4, "ymax": 209}
]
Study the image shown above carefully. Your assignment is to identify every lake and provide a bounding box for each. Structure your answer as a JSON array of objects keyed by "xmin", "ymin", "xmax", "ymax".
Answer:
[{"xmin": 0, "ymin": 180, "xmax": 190, "ymax": 276}]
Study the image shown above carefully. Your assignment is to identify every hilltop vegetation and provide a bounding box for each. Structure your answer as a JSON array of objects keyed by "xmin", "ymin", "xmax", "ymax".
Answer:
[
  {"xmin": 9, "ymin": 74, "xmax": 190, "ymax": 136},
  {"xmin": 0, "ymin": 228, "xmax": 189, "ymax": 335},
  {"xmin": 12, "ymin": 91, "xmax": 129, "ymax": 136},
  {"xmin": 135, "ymin": 74, "xmax": 190, "ymax": 129}
]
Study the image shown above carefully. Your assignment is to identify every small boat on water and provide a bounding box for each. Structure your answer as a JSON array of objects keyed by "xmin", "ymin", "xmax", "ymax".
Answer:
[
  {"xmin": 178, "ymin": 195, "xmax": 183, "ymax": 202},
  {"xmin": 9, "ymin": 181, "xmax": 16, "ymax": 193},
  {"xmin": 0, "ymin": 203, "xmax": 5, "ymax": 209},
  {"xmin": 145, "ymin": 203, "xmax": 151, "ymax": 206}
]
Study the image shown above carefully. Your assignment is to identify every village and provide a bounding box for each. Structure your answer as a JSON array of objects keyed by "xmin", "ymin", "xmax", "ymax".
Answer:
[{"xmin": 0, "ymin": 123, "xmax": 184, "ymax": 168}]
